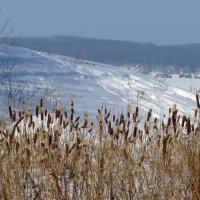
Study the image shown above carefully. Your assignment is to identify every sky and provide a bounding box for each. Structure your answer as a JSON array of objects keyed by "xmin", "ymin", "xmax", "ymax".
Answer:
[{"xmin": 0, "ymin": 0, "xmax": 200, "ymax": 45}]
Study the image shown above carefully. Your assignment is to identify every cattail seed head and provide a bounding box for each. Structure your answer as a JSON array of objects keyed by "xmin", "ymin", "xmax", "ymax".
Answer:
[
  {"xmin": 40, "ymin": 98, "xmax": 43, "ymax": 108},
  {"xmin": 196, "ymin": 94, "xmax": 200, "ymax": 109},
  {"xmin": 9, "ymin": 106, "xmax": 12, "ymax": 119},
  {"xmin": 45, "ymin": 109, "xmax": 47, "ymax": 117},
  {"xmin": 36, "ymin": 105, "xmax": 39, "ymax": 118},
  {"xmin": 12, "ymin": 111, "xmax": 16, "ymax": 122}
]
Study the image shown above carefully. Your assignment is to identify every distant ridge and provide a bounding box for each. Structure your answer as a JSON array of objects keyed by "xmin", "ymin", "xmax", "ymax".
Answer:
[{"xmin": 1, "ymin": 35, "xmax": 200, "ymax": 77}]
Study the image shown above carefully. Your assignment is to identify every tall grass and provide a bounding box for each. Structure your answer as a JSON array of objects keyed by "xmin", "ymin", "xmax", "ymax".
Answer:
[{"xmin": 0, "ymin": 97, "xmax": 199, "ymax": 199}]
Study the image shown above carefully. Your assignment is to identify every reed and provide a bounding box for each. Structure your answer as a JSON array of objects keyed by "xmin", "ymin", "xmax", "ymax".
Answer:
[{"xmin": 0, "ymin": 97, "xmax": 199, "ymax": 199}]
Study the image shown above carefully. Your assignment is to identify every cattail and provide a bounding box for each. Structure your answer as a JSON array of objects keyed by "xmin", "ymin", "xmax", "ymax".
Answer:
[
  {"xmin": 186, "ymin": 118, "xmax": 191, "ymax": 135},
  {"xmin": 135, "ymin": 106, "xmax": 139, "ymax": 116},
  {"xmin": 144, "ymin": 122, "xmax": 149, "ymax": 134},
  {"xmin": 167, "ymin": 117, "xmax": 171, "ymax": 127},
  {"xmin": 147, "ymin": 109, "xmax": 152, "ymax": 122},
  {"xmin": 64, "ymin": 111, "xmax": 68, "ymax": 119},
  {"xmin": 113, "ymin": 114, "xmax": 115, "ymax": 122},
  {"xmin": 41, "ymin": 112, "xmax": 44, "ymax": 121},
  {"xmin": 115, "ymin": 128, "xmax": 119, "ymax": 140},
  {"xmin": 25, "ymin": 148, "xmax": 30, "ymax": 157},
  {"xmin": 12, "ymin": 111, "xmax": 16, "ymax": 122},
  {"xmin": 16, "ymin": 142, "xmax": 20, "ymax": 153},
  {"xmin": 124, "ymin": 129, "xmax": 129, "ymax": 142},
  {"xmin": 120, "ymin": 113, "xmax": 124, "ymax": 124},
  {"xmin": 133, "ymin": 126, "xmax": 137, "ymax": 138},
  {"xmin": 115, "ymin": 118, "xmax": 119, "ymax": 126},
  {"xmin": 45, "ymin": 109, "xmax": 48, "ymax": 117},
  {"xmin": 88, "ymin": 128, "xmax": 93, "ymax": 133},
  {"xmin": 9, "ymin": 106, "xmax": 12, "ymax": 119},
  {"xmin": 105, "ymin": 106, "xmax": 107, "ymax": 115},
  {"xmin": 56, "ymin": 110, "xmax": 60, "ymax": 119},
  {"xmin": 33, "ymin": 133, "xmax": 38, "ymax": 144},
  {"xmin": 75, "ymin": 116, "xmax": 80, "ymax": 123},
  {"xmin": 70, "ymin": 99, "xmax": 74, "ymax": 108},
  {"xmin": 70, "ymin": 113, "xmax": 73, "ymax": 122},
  {"xmin": 18, "ymin": 110, "xmax": 22, "ymax": 118},
  {"xmin": 106, "ymin": 112, "xmax": 110, "ymax": 119},
  {"xmin": 48, "ymin": 135, "xmax": 52, "ymax": 146},
  {"xmin": 60, "ymin": 115, "xmax": 63, "ymax": 126},
  {"xmin": 172, "ymin": 112, "xmax": 177, "ymax": 133},
  {"xmin": 108, "ymin": 122, "xmax": 113, "ymax": 136},
  {"xmin": 32, "ymin": 121, "xmax": 35, "ymax": 130},
  {"xmin": 194, "ymin": 109, "xmax": 198, "ymax": 118},
  {"xmin": 70, "ymin": 100, "xmax": 74, "ymax": 114},
  {"xmin": 163, "ymin": 137, "xmax": 168, "ymax": 158},
  {"xmin": 36, "ymin": 105, "xmax": 39, "ymax": 118},
  {"xmin": 47, "ymin": 114, "xmax": 51, "ymax": 128},
  {"xmin": 30, "ymin": 115, "xmax": 33, "ymax": 125},
  {"xmin": 182, "ymin": 116, "xmax": 186, "ymax": 127},
  {"xmin": 196, "ymin": 94, "xmax": 200, "ymax": 109},
  {"xmin": 104, "ymin": 117, "xmax": 108, "ymax": 124},
  {"xmin": 40, "ymin": 98, "xmax": 43, "ymax": 108},
  {"xmin": 192, "ymin": 124, "xmax": 195, "ymax": 132},
  {"xmin": 161, "ymin": 121, "xmax": 165, "ymax": 130},
  {"xmin": 127, "ymin": 120, "xmax": 130, "ymax": 128}
]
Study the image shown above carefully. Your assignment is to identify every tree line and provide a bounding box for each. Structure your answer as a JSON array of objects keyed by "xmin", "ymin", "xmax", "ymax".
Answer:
[{"xmin": 1, "ymin": 35, "xmax": 200, "ymax": 73}]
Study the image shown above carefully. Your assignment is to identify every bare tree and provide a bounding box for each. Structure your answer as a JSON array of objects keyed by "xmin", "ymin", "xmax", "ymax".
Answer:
[
  {"xmin": 71, "ymin": 50, "xmax": 86, "ymax": 69},
  {"xmin": 0, "ymin": 57, "xmax": 40, "ymax": 110}
]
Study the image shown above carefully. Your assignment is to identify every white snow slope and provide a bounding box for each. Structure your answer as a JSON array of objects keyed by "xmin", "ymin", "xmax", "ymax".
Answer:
[{"xmin": 0, "ymin": 45, "xmax": 199, "ymax": 119}]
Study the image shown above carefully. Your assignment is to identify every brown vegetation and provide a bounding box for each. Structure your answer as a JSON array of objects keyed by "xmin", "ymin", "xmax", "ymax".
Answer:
[{"xmin": 0, "ymin": 96, "xmax": 200, "ymax": 199}]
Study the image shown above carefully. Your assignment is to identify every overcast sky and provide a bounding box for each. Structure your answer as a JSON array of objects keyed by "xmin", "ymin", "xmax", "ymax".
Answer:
[{"xmin": 0, "ymin": 0, "xmax": 200, "ymax": 45}]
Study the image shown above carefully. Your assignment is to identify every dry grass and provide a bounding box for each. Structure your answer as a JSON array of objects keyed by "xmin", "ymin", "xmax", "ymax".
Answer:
[{"xmin": 0, "ymin": 97, "xmax": 200, "ymax": 200}]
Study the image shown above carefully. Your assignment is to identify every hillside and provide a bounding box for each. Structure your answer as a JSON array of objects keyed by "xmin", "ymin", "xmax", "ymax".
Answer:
[
  {"xmin": 1, "ymin": 36, "xmax": 200, "ymax": 77},
  {"xmin": 0, "ymin": 45, "xmax": 198, "ymax": 120}
]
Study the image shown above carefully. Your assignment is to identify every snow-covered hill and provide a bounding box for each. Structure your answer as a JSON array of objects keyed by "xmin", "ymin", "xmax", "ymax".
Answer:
[{"xmin": 0, "ymin": 45, "xmax": 199, "ymax": 119}]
